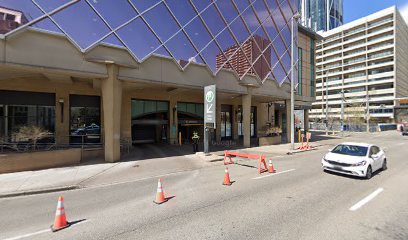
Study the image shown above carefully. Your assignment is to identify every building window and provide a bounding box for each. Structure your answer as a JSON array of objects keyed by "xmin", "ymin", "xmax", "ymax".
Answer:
[
  {"xmin": 237, "ymin": 106, "xmax": 256, "ymax": 137},
  {"xmin": 0, "ymin": 90, "xmax": 55, "ymax": 143},
  {"xmin": 297, "ymin": 47, "xmax": 303, "ymax": 96},
  {"xmin": 70, "ymin": 95, "xmax": 101, "ymax": 144},
  {"xmin": 310, "ymin": 38, "xmax": 315, "ymax": 97},
  {"xmin": 5, "ymin": 14, "xmax": 16, "ymax": 21}
]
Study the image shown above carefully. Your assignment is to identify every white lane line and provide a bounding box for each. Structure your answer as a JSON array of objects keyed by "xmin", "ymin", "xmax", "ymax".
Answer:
[
  {"xmin": 349, "ymin": 188, "xmax": 384, "ymax": 211},
  {"xmin": 2, "ymin": 219, "xmax": 90, "ymax": 240},
  {"xmin": 2, "ymin": 229, "xmax": 50, "ymax": 240},
  {"xmin": 252, "ymin": 169, "xmax": 296, "ymax": 180},
  {"xmin": 397, "ymin": 142, "xmax": 405, "ymax": 146}
]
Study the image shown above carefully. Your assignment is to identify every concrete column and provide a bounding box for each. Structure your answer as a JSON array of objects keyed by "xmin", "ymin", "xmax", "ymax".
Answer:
[
  {"xmin": 169, "ymin": 98, "xmax": 178, "ymax": 144},
  {"xmin": 55, "ymin": 89, "xmax": 70, "ymax": 145},
  {"xmin": 304, "ymin": 110, "xmax": 309, "ymax": 131},
  {"xmin": 285, "ymin": 99, "xmax": 291, "ymax": 144},
  {"xmin": 242, "ymin": 89, "xmax": 252, "ymax": 147},
  {"xmin": 101, "ymin": 64, "xmax": 122, "ymax": 162}
]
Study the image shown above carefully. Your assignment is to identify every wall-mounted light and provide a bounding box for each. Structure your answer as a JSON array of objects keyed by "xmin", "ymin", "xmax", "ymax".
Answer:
[{"xmin": 58, "ymin": 98, "xmax": 64, "ymax": 123}]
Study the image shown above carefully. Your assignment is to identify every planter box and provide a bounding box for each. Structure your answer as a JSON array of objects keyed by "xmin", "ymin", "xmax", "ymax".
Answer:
[
  {"xmin": 258, "ymin": 135, "xmax": 282, "ymax": 146},
  {"xmin": 0, "ymin": 149, "xmax": 81, "ymax": 174}
]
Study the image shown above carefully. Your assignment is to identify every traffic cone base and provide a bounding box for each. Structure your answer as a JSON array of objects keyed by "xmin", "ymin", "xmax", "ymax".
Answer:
[{"xmin": 51, "ymin": 223, "xmax": 71, "ymax": 232}]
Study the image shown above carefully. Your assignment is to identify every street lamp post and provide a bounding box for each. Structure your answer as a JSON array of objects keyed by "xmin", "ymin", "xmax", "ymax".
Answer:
[{"xmin": 290, "ymin": 13, "xmax": 301, "ymax": 150}]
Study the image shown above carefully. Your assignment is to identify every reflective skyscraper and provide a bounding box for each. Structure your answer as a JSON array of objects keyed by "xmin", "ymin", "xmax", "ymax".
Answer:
[{"xmin": 298, "ymin": 0, "xmax": 343, "ymax": 32}]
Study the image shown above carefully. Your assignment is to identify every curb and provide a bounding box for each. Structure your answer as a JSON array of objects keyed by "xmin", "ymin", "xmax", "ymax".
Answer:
[{"xmin": 0, "ymin": 185, "xmax": 79, "ymax": 199}]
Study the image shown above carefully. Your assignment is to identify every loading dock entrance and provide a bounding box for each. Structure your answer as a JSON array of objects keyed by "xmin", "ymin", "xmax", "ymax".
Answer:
[{"xmin": 131, "ymin": 99, "xmax": 169, "ymax": 144}]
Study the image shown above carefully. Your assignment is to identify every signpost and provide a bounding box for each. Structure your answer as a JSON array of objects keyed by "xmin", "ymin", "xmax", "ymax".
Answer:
[{"xmin": 204, "ymin": 85, "xmax": 216, "ymax": 154}]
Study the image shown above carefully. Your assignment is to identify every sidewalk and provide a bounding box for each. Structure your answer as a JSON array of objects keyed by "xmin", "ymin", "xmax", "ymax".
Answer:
[{"xmin": 0, "ymin": 133, "xmax": 344, "ymax": 198}]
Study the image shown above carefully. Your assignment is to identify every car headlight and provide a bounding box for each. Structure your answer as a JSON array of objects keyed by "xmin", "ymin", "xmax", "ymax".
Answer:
[
  {"xmin": 352, "ymin": 161, "xmax": 366, "ymax": 167},
  {"xmin": 322, "ymin": 156, "xmax": 329, "ymax": 162}
]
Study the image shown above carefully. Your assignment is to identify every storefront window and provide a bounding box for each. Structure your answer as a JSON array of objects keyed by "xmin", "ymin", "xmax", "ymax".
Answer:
[
  {"xmin": 70, "ymin": 95, "xmax": 101, "ymax": 144},
  {"xmin": 238, "ymin": 106, "xmax": 256, "ymax": 137},
  {"xmin": 221, "ymin": 105, "xmax": 232, "ymax": 140},
  {"xmin": 0, "ymin": 91, "xmax": 55, "ymax": 143}
]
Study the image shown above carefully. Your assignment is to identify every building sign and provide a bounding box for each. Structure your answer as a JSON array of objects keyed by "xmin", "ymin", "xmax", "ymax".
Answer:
[{"xmin": 204, "ymin": 84, "xmax": 216, "ymax": 128}]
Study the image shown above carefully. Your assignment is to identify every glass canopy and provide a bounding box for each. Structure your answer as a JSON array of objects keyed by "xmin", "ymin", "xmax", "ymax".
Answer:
[{"xmin": 0, "ymin": 0, "xmax": 298, "ymax": 84}]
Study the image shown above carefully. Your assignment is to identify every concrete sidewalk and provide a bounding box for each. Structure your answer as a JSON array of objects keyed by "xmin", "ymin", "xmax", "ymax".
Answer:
[{"xmin": 0, "ymin": 132, "xmax": 344, "ymax": 198}]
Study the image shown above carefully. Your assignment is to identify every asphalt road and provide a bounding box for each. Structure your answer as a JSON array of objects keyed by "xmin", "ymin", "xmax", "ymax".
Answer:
[{"xmin": 1, "ymin": 132, "xmax": 408, "ymax": 240}]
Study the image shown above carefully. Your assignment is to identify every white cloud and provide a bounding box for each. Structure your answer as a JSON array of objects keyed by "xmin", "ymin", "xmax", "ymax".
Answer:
[{"xmin": 400, "ymin": 2, "xmax": 408, "ymax": 24}]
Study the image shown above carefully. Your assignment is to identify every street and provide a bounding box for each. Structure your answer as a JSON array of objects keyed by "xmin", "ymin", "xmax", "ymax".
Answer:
[{"xmin": 1, "ymin": 131, "xmax": 408, "ymax": 240}]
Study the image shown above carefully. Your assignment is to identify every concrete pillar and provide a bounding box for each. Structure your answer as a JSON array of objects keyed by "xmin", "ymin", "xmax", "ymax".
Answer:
[
  {"xmin": 101, "ymin": 64, "xmax": 122, "ymax": 162},
  {"xmin": 242, "ymin": 89, "xmax": 252, "ymax": 147},
  {"xmin": 285, "ymin": 99, "xmax": 291, "ymax": 144},
  {"xmin": 304, "ymin": 109, "xmax": 309, "ymax": 131},
  {"xmin": 55, "ymin": 89, "xmax": 70, "ymax": 145},
  {"xmin": 169, "ymin": 99, "xmax": 178, "ymax": 144}
]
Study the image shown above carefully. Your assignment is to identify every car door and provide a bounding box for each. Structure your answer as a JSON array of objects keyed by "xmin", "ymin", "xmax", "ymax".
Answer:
[{"xmin": 370, "ymin": 146, "xmax": 381, "ymax": 171}]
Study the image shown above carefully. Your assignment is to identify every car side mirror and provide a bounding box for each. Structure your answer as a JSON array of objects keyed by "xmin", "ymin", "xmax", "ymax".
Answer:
[
  {"xmin": 328, "ymin": 148, "xmax": 332, "ymax": 152},
  {"xmin": 370, "ymin": 153, "xmax": 377, "ymax": 158}
]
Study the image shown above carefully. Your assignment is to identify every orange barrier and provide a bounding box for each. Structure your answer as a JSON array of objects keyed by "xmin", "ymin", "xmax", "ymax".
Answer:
[
  {"xmin": 223, "ymin": 167, "xmax": 233, "ymax": 185},
  {"xmin": 51, "ymin": 196, "xmax": 70, "ymax": 232},
  {"xmin": 224, "ymin": 151, "xmax": 268, "ymax": 174}
]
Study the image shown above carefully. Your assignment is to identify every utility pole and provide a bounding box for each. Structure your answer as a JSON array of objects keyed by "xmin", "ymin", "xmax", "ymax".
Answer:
[
  {"xmin": 325, "ymin": 71, "xmax": 329, "ymax": 135},
  {"xmin": 290, "ymin": 13, "xmax": 301, "ymax": 150}
]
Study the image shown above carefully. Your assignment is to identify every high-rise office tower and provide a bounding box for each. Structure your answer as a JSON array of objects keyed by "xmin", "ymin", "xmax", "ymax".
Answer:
[{"xmin": 298, "ymin": 0, "xmax": 343, "ymax": 32}]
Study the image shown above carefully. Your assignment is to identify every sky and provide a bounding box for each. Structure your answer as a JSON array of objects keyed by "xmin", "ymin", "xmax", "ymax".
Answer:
[{"xmin": 344, "ymin": 0, "xmax": 408, "ymax": 23}]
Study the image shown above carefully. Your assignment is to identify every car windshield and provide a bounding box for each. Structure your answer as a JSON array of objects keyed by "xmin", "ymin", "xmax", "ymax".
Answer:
[{"xmin": 331, "ymin": 144, "xmax": 368, "ymax": 157}]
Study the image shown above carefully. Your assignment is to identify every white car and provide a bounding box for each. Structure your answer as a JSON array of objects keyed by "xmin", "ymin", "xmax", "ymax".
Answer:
[{"xmin": 322, "ymin": 142, "xmax": 387, "ymax": 179}]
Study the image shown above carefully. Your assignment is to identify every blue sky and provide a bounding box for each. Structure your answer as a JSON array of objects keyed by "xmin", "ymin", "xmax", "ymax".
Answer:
[{"xmin": 344, "ymin": 0, "xmax": 408, "ymax": 23}]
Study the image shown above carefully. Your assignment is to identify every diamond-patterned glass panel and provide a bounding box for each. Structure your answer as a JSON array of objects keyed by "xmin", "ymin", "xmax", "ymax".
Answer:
[
  {"xmin": 35, "ymin": 0, "xmax": 71, "ymax": 12},
  {"xmin": 88, "ymin": 0, "xmax": 137, "ymax": 29},
  {"xmin": 116, "ymin": 17, "xmax": 161, "ymax": 61},
  {"xmin": 0, "ymin": 0, "xmax": 297, "ymax": 84},
  {"xmin": 51, "ymin": 0, "xmax": 111, "ymax": 49}
]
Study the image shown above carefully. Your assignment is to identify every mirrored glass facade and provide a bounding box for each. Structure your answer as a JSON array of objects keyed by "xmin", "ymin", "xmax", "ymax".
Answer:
[
  {"xmin": 0, "ymin": 0, "xmax": 297, "ymax": 83},
  {"xmin": 298, "ymin": 0, "xmax": 343, "ymax": 32}
]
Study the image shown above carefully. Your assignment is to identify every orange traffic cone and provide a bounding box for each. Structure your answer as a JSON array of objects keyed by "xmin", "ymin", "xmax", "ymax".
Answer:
[
  {"xmin": 223, "ymin": 167, "xmax": 233, "ymax": 186},
  {"xmin": 51, "ymin": 196, "xmax": 70, "ymax": 232},
  {"xmin": 154, "ymin": 178, "xmax": 168, "ymax": 204},
  {"xmin": 268, "ymin": 159, "xmax": 276, "ymax": 173}
]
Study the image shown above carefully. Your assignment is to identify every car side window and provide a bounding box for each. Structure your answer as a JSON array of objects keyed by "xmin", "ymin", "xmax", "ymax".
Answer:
[{"xmin": 370, "ymin": 146, "xmax": 380, "ymax": 155}]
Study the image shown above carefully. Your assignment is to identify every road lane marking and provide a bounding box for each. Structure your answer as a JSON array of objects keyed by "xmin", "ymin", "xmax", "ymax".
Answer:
[
  {"xmin": 252, "ymin": 169, "xmax": 296, "ymax": 180},
  {"xmin": 349, "ymin": 188, "xmax": 384, "ymax": 211},
  {"xmin": 2, "ymin": 229, "xmax": 50, "ymax": 240},
  {"xmin": 397, "ymin": 142, "xmax": 405, "ymax": 146},
  {"xmin": 2, "ymin": 219, "xmax": 90, "ymax": 240}
]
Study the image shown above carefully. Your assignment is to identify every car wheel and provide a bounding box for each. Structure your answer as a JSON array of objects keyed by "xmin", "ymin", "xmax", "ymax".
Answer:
[
  {"xmin": 365, "ymin": 166, "xmax": 372, "ymax": 180},
  {"xmin": 382, "ymin": 159, "xmax": 387, "ymax": 171}
]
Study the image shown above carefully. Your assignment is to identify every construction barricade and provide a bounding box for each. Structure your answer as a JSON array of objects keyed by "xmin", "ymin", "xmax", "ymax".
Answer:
[{"xmin": 223, "ymin": 151, "xmax": 268, "ymax": 174}]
